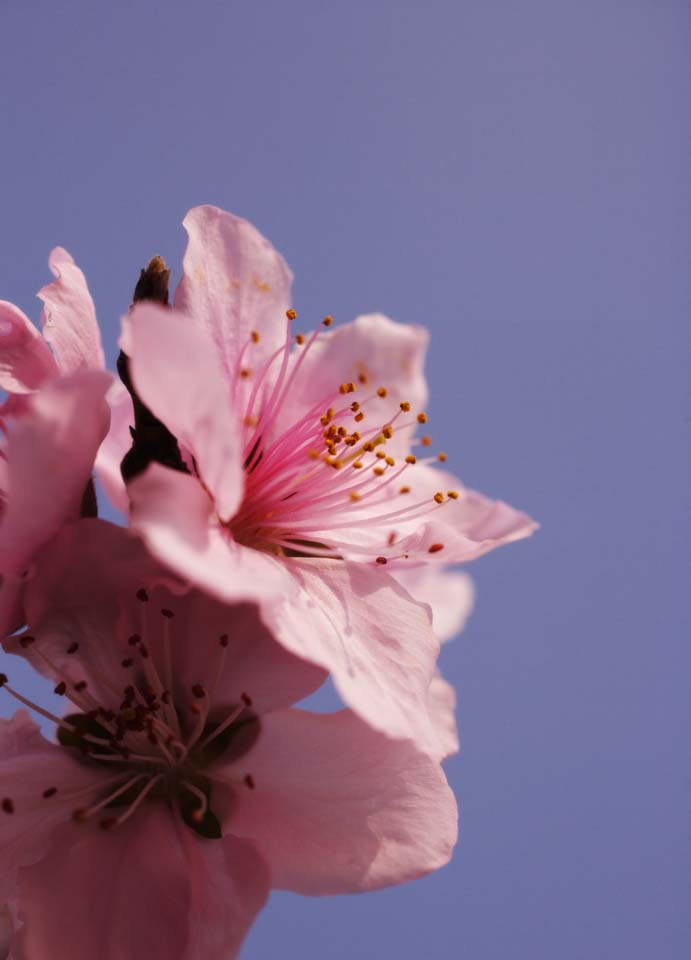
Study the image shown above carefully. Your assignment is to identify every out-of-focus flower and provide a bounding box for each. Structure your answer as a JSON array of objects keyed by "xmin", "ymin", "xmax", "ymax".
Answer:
[
  {"xmin": 0, "ymin": 251, "xmax": 111, "ymax": 634},
  {"xmin": 0, "ymin": 520, "xmax": 457, "ymax": 960},
  {"xmin": 113, "ymin": 205, "xmax": 536, "ymax": 752}
]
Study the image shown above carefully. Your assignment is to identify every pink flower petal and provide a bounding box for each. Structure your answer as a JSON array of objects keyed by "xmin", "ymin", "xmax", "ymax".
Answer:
[
  {"xmin": 95, "ymin": 379, "xmax": 133, "ymax": 514},
  {"xmin": 121, "ymin": 304, "xmax": 244, "ymax": 520},
  {"xmin": 370, "ymin": 464, "xmax": 538, "ymax": 566},
  {"xmin": 428, "ymin": 672, "xmax": 460, "ymax": 759},
  {"xmin": 394, "ymin": 567, "xmax": 475, "ymax": 643},
  {"xmin": 222, "ymin": 708, "xmax": 457, "ymax": 894},
  {"xmin": 174, "ymin": 205, "xmax": 293, "ymax": 377},
  {"xmin": 0, "ymin": 301, "xmax": 56, "ymax": 394},
  {"xmin": 15, "ymin": 805, "xmax": 269, "ymax": 960},
  {"xmin": 0, "ymin": 711, "xmax": 112, "ymax": 902},
  {"xmin": 37, "ymin": 248, "xmax": 105, "ymax": 375},
  {"xmin": 0, "ymin": 370, "xmax": 112, "ymax": 636},
  {"xmin": 270, "ymin": 560, "xmax": 442, "ymax": 753}
]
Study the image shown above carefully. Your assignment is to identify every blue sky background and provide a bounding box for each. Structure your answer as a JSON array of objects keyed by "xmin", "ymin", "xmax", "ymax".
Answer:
[{"xmin": 1, "ymin": 1, "xmax": 689, "ymax": 957}]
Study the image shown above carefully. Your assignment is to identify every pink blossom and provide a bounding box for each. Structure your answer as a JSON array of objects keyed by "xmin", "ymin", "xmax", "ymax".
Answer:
[
  {"xmin": 115, "ymin": 205, "xmax": 536, "ymax": 752},
  {"xmin": 0, "ymin": 247, "xmax": 105, "ymax": 393},
  {"xmin": 0, "ymin": 250, "xmax": 111, "ymax": 635},
  {"xmin": 0, "ymin": 520, "xmax": 457, "ymax": 960}
]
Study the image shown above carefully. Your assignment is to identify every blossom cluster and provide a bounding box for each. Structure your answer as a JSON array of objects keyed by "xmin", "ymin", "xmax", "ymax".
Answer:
[{"xmin": 0, "ymin": 207, "xmax": 536, "ymax": 959}]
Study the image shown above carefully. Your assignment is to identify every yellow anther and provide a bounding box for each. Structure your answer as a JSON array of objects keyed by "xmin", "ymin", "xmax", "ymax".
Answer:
[
  {"xmin": 437, "ymin": 451, "xmax": 448, "ymax": 462},
  {"xmin": 405, "ymin": 455, "xmax": 417, "ymax": 465},
  {"xmin": 350, "ymin": 401, "xmax": 360, "ymax": 412},
  {"xmin": 421, "ymin": 435, "xmax": 432, "ymax": 447},
  {"xmin": 330, "ymin": 460, "xmax": 344, "ymax": 470},
  {"xmin": 339, "ymin": 382, "xmax": 356, "ymax": 394},
  {"xmin": 447, "ymin": 490, "xmax": 460, "ymax": 500},
  {"xmin": 353, "ymin": 461, "xmax": 363, "ymax": 469},
  {"xmin": 363, "ymin": 442, "xmax": 376, "ymax": 453},
  {"xmin": 295, "ymin": 333, "xmax": 305, "ymax": 345},
  {"xmin": 417, "ymin": 412, "xmax": 428, "ymax": 424},
  {"xmin": 323, "ymin": 315, "xmax": 333, "ymax": 327},
  {"xmin": 400, "ymin": 401, "xmax": 411, "ymax": 412},
  {"xmin": 376, "ymin": 450, "xmax": 386, "ymax": 460},
  {"xmin": 349, "ymin": 491, "xmax": 361, "ymax": 502},
  {"xmin": 399, "ymin": 485, "xmax": 411, "ymax": 494},
  {"xmin": 286, "ymin": 308, "xmax": 297, "ymax": 320},
  {"xmin": 377, "ymin": 387, "xmax": 388, "ymax": 398},
  {"xmin": 251, "ymin": 330, "xmax": 260, "ymax": 343},
  {"xmin": 374, "ymin": 466, "xmax": 385, "ymax": 476},
  {"xmin": 382, "ymin": 425, "xmax": 394, "ymax": 439},
  {"xmin": 433, "ymin": 492, "xmax": 445, "ymax": 504},
  {"xmin": 354, "ymin": 411, "xmax": 365, "ymax": 422},
  {"xmin": 385, "ymin": 456, "xmax": 395, "ymax": 467}
]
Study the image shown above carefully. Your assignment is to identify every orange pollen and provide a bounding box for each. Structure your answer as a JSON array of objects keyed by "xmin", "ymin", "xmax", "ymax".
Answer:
[
  {"xmin": 428, "ymin": 543, "xmax": 445, "ymax": 554},
  {"xmin": 382, "ymin": 425, "xmax": 394, "ymax": 439},
  {"xmin": 349, "ymin": 491, "xmax": 361, "ymax": 502},
  {"xmin": 421, "ymin": 435, "xmax": 432, "ymax": 447},
  {"xmin": 350, "ymin": 402, "xmax": 360, "ymax": 412},
  {"xmin": 339, "ymin": 382, "xmax": 356, "ymax": 394},
  {"xmin": 417, "ymin": 412, "xmax": 428, "ymax": 424},
  {"xmin": 354, "ymin": 411, "xmax": 365, "ymax": 422},
  {"xmin": 405, "ymin": 454, "xmax": 417, "ymax": 465},
  {"xmin": 244, "ymin": 415, "xmax": 258, "ymax": 427},
  {"xmin": 308, "ymin": 449, "xmax": 320, "ymax": 459},
  {"xmin": 286, "ymin": 308, "xmax": 297, "ymax": 320},
  {"xmin": 352, "ymin": 461, "xmax": 363, "ymax": 469},
  {"xmin": 377, "ymin": 387, "xmax": 388, "ymax": 398},
  {"xmin": 399, "ymin": 485, "xmax": 411, "ymax": 494},
  {"xmin": 240, "ymin": 368, "xmax": 252, "ymax": 379},
  {"xmin": 433, "ymin": 492, "xmax": 445, "ymax": 504},
  {"xmin": 363, "ymin": 442, "xmax": 376, "ymax": 453},
  {"xmin": 385, "ymin": 456, "xmax": 395, "ymax": 467},
  {"xmin": 323, "ymin": 315, "xmax": 333, "ymax": 327},
  {"xmin": 251, "ymin": 330, "xmax": 260, "ymax": 343},
  {"xmin": 376, "ymin": 451, "xmax": 386, "ymax": 460},
  {"xmin": 375, "ymin": 556, "xmax": 388, "ymax": 565},
  {"xmin": 373, "ymin": 466, "xmax": 385, "ymax": 476},
  {"xmin": 447, "ymin": 490, "xmax": 460, "ymax": 500},
  {"xmin": 295, "ymin": 333, "xmax": 305, "ymax": 345},
  {"xmin": 437, "ymin": 452, "xmax": 448, "ymax": 462},
  {"xmin": 400, "ymin": 401, "xmax": 411, "ymax": 412}
]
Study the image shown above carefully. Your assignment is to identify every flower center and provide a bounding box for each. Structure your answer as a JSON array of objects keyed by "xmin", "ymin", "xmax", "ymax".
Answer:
[
  {"xmin": 225, "ymin": 312, "xmax": 457, "ymax": 561},
  {"xmin": 1, "ymin": 595, "xmax": 258, "ymax": 838}
]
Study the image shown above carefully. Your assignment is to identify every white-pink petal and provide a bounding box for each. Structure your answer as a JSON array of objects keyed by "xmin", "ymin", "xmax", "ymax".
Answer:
[
  {"xmin": 270, "ymin": 559, "xmax": 442, "ymax": 753},
  {"xmin": 122, "ymin": 304, "xmax": 244, "ymax": 520},
  {"xmin": 0, "ymin": 301, "xmax": 56, "ymax": 394},
  {"xmin": 224, "ymin": 708, "xmax": 458, "ymax": 894},
  {"xmin": 37, "ymin": 248, "xmax": 105, "ymax": 376},
  {"xmin": 174, "ymin": 205, "xmax": 293, "ymax": 378}
]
